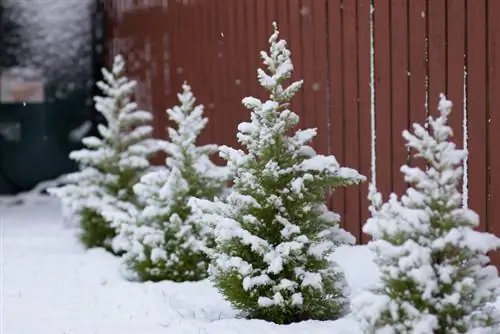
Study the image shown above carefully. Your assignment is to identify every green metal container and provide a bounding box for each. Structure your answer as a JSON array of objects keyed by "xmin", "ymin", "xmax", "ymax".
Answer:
[{"xmin": 0, "ymin": 0, "xmax": 104, "ymax": 194}]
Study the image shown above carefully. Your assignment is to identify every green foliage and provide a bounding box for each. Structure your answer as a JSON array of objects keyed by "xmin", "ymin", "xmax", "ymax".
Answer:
[
  {"xmin": 352, "ymin": 95, "xmax": 500, "ymax": 334},
  {"xmin": 127, "ymin": 187, "xmax": 211, "ymax": 282},
  {"xmin": 48, "ymin": 55, "xmax": 159, "ymax": 253},
  {"xmin": 78, "ymin": 208, "xmax": 117, "ymax": 253},
  {"xmin": 118, "ymin": 83, "xmax": 229, "ymax": 282},
  {"xmin": 190, "ymin": 22, "xmax": 365, "ymax": 324}
]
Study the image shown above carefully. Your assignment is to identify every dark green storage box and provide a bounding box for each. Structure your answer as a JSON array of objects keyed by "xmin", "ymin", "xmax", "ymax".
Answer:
[{"xmin": 0, "ymin": 0, "xmax": 105, "ymax": 194}]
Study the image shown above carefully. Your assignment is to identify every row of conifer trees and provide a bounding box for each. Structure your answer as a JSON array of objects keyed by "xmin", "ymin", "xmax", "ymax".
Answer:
[{"xmin": 50, "ymin": 22, "xmax": 500, "ymax": 332}]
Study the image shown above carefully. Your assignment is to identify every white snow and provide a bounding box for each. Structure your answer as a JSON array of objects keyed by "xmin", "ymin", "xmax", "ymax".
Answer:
[
  {"xmin": 1, "ymin": 196, "xmax": 378, "ymax": 334},
  {"xmin": 369, "ymin": 3, "xmax": 376, "ymax": 186},
  {"xmin": 353, "ymin": 95, "xmax": 500, "ymax": 333},
  {"xmin": 463, "ymin": 66, "xmax": 469, "ymax": 207}
]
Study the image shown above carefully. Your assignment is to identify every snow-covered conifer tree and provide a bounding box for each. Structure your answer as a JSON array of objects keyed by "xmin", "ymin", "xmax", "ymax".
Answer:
[
  {"xmin": 49, "ymin": 55, "xmax": 159, "ymax": 251},
  {"xmin": 113, "ymin": 82, "xmax": 229, "ymax": 282},
  {"xmin": 190, "ymin": 22, "xmax": 366, "ymax": 324},
  {"xmin": 352, "ymin": 94, "xmax": 500, "ymax": 334}
]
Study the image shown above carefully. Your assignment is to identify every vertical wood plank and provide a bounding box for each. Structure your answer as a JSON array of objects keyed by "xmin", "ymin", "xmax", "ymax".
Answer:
[
  {"xmin": 312, "ymin": 0, "xmax": 329, "ymax": 156},
  {"xmin": 150, "ymin": 7, "xmax": 167, "ymax": 145},
  {"xmin": 467, "ymin": 0, "xmax": 488, "ymax": 233},
  {"xmin": 266, "ymin": 0, "xmax": 278, "ymax": 108},
  {"xmin": 266, "ymin": 0, "xmax": 277, "ymax": 24},
  {"xmin": 327, "ymin": 0, "xmax": 346, "ymax": 228},
  {"xmin": 170, "ymin": 1, "xmax": 183, "ymax": 104},
  {"xmin": 342, "ymin": 0, "xmax": 361, "ymax": 241},
  {"xmin": 196, "ymin": 1, "xmax": 213, "ymax": 145},
  {"xmin": 374, "ymin": 0, "xmax": 392, "ymax": 201},
  {"xmin": 390, "ymin": 0, "xmax": 409, "ymax": 196},
  {"xmin": 427, "ymin": 0, "xmax": 447, "ymax": 110},
  {"xmin": 189, "ymin": 2, "xmax": 205, "ymax": 144},
  {"xmin": 233, "ymin": 0, "xmax": 250, "ymax": 148},
  {"xmin": 289, "ymin": 0, "xmax": 305, "ymax": 129},
  {"xmin": 408, "ymin": 0, "xmax": 428, "ymax": 169},
  {"xmin": 301, "ymin": 0, "xmax": 317, "ymax": 145},
  {"xmin": 206, "ymin": 0, "xmax": 218, "ymax": 146},
  {"xmin": 275, "ymin": 0, "xmax": 294, "ymax": 124},
  {"xmin": 215, "ymin": 0, "xmax": 230, "ymax": 148},
  {"xmin": 223, "ymin": 0, "xmax": 240, "ymax": 149},
  {"xmin": 255, "ymin": 0, "xmax": 268, "ymax": 61},
  {"xmin": 162, "ymin": 6, "xmax": 174, "ymax": 107},
  {"xmin": 183, "ymin": 3, "xmax": 195, "ymax": 89},
  {"xmin": 446, "ymin": 0, "xmax": 465, "ymax": 150},
  {"xmin": 357, "ymin": 0, "xmax": 372, "ymax": 243},
  {"xmin": 276, "ymin": 0, "xmax": 289, "ymax": 42},
  {"xmin": 245, "ymin": 0, "xmax": 259, "ymax": 103},
  {"xmin": 488, "ymin": 0, "xmax": 500, "ymax": 264}
]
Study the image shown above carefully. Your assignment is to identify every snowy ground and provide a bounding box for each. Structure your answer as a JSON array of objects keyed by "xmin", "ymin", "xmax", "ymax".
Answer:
[{"xmin": 1, "ymin": 196, "xmax": 379, "ymax": 334}]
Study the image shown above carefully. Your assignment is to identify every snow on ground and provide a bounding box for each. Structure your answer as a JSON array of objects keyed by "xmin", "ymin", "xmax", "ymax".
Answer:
[{"xmin": 1, "ymin": 196, "xmax": 378, "ymax": 334}]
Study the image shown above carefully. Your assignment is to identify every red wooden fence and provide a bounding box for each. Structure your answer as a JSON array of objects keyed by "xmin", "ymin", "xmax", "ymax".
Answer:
[{"xmin": 105, "ymin": 0, "xmax": 500, "ymax": 262}]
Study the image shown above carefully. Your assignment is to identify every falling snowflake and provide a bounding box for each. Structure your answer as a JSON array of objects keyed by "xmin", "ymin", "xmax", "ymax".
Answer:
[{"xmin": 300, "ymin": 6, "xmax": 310, "ymax": 16}]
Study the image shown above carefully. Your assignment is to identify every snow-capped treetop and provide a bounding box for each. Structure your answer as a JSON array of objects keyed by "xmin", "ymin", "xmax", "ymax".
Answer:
[
  {"xmin": 190, "ymin": 22, "xmax": 365, "ymax": 324},
  {"xmin": 254, "ymin": 22, "xmax": 304, "ymax": 103},
  {"xmin": 234, "ymin": 22, "xmax": 303, "ymax": 156},
  {"xmin": 48, "ymin": 55, "xmax": 160, "ymax": 250},
  {"xmin": 161, "ymin": 82, "xmax": 228, "ymax": 188},
  {"xmin": 353, "ymin": 94, "xmax": 500, "ymax": 334},
  {"xmin": 111, "ymin": 82, "xmax": 229, "ymax": 282},
  {"xmin": 221, "ymin": 22, "xmax": 364, "ymax": 193},
  {"xmin": 70, "ymin": 54, "xmax": 159, "ymax": 174},
  {"xmin": 128, "ymin": 81, "xmax": 228, "ymax": 225}
]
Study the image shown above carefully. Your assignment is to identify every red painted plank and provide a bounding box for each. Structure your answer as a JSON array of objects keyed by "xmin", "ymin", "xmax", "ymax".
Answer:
[
  {"xmin": 276, "ymin": 0, "xmax": 289, "ymax": 41},
  {"xmin": 312, "ymin": 0, "xmax": 329, "ymax": 156},
  {"xmin": 215, "ymin": 0, "xmax": 230, "ymax": 148},
  {"xmin": 194, "ymin": 1, "xmax": 213, "ymax": 145},
  {"xmin": 266, "ymin": 0, "xmax": 277, "ymax": 24},
  {"xmin": 488, "ymin": 0, "xmax": 500, "ymax": 264},
  {"xmin": 265, "ymin": 0, "xmax": 279, "ymax": 105},
  {"xmin": 275, "ymin": 0, "xmax": 294, "ymax": 130},
  {"xmin": 255, "ymin": 0, "xmax": 268, "ymax": 63},
  {"xmin": 342, "ymin": 0, "xmax": 361, "ymax": 242},
  {"xmin": 408, "ymin": 0, "xmax": 428, "ymax": 170},
  {"xmin": 357, "ymin": 0, "xmax": 372, "ymax": 243},
  {"xmin": 188, "ymin": 1, "xmax": 202, "ymax": 141},
  {"xmin": 145, "ymin": 7, "xmax": 168, "ymax": 165},
  {"xmin": 445, "ymin": 0, "xmax": 466, "ymax": 203},
  {"xmin": 327, "ymin": 0, "xmax": 346, "ymax": 228},
  {"xmin": 150, "ymin": 7, "xmax": 167, "ymax": 143},
  {"xmin": 245, "ymin": 0, "xmax": 259, "ymax": 104},
  {"xmin": 446, "ymin": 0, "xmax": 465, "ymax": 150},
  {"xmin": 374, "ymin": 0, "xmax": 392, "ymax": 201},
  {"xmin": 183, "ymin": 3, "xmax": 195, "ymax": 88},
  {"xmin": 466, "ymin": 0, "xmax": 488, "ymax": 233},
  {"xmin": 206, "ymin": 0, "xmax": 219, "ymax": 147},
  {"xmin": 223, "ymin": 0, "xmax": 241, "ymax": 149},
  {"xmin": 427, "ymin": 0, "xmax": 447, "ymax": 111},
  {"xmin": 390, "ymin": 0, "xmax": 409, "ymax": 196},
  {"xmin": 170, "ymin": 2, "xmax": 183, "ymax": 101},
  {"xmin": 288, "ymin": 0, "xmax": 305, "ymax": 129},
  {"xmin": 163, "ymin": 7, "xmax": 174, "ymax": 106},
  {"xmin": 301, "ymin": 0, "xmax": 317, "ymax": 147},
  {"xmin": 232, "ymin": 0, "xmax": 250, "ymax": 149},
  {"xmin": 275, "ymin": 0, "xmax": 292, "ymax": 125},
  {"xmin": 214, "ymin": 1, "xmax": 226, "ymax": 147}
]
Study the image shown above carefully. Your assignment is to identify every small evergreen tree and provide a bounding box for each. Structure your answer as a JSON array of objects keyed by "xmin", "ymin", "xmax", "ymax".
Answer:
[
  {"xmin": 113, "ymin": 82, "xmax": 229, "ymax": 282},
  {"xmin": 49, "ymin": 55, "xmax": 159, "ymax": 252},
  {"xmin": 352, "ymin": 94, "xmax": 500, "ymax": 334},
  {"xmin": 190, "ymin": 22, "xmax": 366, "ymax": 324}
]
